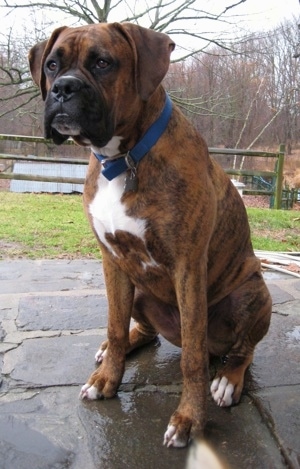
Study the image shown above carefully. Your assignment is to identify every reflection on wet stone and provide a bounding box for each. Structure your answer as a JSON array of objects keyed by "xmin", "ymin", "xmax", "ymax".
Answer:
[{"xmin": 0, "ymin": 415, "xmax": 74, "ymax": 469}]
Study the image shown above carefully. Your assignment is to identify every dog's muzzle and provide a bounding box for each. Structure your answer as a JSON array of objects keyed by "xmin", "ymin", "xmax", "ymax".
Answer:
[
  {"xmin": 44, "ymin": 74, "xmax": 113, "ymax": 147},
  {"xmin": 45, "ymin": 76, "xmax": 87, "ymax": 143}
]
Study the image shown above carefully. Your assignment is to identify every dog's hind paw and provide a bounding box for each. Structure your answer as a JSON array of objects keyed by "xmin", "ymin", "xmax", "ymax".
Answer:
[
  {"xmin": 163, "ymin": 424, "xmax": 189, "ymax": 448},
  {"xmin": 210, "ymin": 376, "xmax": 234, "ymax": 407},
  {"xmin": 79, "ymin": 383, "xmax": 101, "ymax": 400},
  {"xmin": 95, "ymin": 348, "xmax": 107, "ymax": 363}
]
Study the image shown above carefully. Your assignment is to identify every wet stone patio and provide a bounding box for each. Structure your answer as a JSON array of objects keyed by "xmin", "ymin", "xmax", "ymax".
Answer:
[{"xmin": 0, "ymin": 260, "xmax": 299, "ymax": 469}]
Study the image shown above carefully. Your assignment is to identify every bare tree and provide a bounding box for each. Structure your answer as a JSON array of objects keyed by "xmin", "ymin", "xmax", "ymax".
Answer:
[
  {"xmin": 1, "ymin": 0, "xmax": 299, "ymax": 153},
  {"xmin": 259, "ymin": 20, "xmax": 300, "ymax": 149},
  {"xmin": 0, "ymin": 0, "xmax": 249, "ymax": 127},
  {"xmin": 165, "ymin": 18, "xmax": 300, "ymax": 151},
  {"xmin": 1, "ymin": 0, "xmax": 248, "ymax": 60},
  {"xmin": 0, "ymin": 29, "xmax": 37, "ymax": 119}
]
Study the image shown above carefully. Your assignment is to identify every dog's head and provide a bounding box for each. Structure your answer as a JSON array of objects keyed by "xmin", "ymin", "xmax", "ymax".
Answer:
[{"xmin": 29, "ymin": 23, "xmax": 175, "ymax": 147}]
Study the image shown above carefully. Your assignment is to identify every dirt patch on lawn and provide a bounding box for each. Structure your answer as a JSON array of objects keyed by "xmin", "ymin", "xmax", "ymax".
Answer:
[
  {"xmin": 0, "ymin": 240, "xmax": 28, "ymax": 259},
  {"xmin": 243, "ymin": 195, "xmax": 270, "ymax": 209},
  {"xmin": 243, "ymin": 195, "xmax": 300, "ymax": 211}
]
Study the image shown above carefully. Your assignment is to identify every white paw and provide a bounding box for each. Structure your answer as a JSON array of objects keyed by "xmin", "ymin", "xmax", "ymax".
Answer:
[
  {"xmin": 95, "ymin": 348, "xmax": 107, "ymax": 363},
  {"xmin": 163, "ymin": 424, "xmax": 189, "ymax": 448},
  {"xmin": 79, "ymin": 384, "xmax": 101, "ymax": 400},
  {"xmin": 210, "ymin": 376, "xmax": 234, "ymax": 407}
]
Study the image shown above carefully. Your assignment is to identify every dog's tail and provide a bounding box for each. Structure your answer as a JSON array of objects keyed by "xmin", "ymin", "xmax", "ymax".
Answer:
[{"xmin": 186, "ymin": 440, "xmax": 228, "ymax": 469}]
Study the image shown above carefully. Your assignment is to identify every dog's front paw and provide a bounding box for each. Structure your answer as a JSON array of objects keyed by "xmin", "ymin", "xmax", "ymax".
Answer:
[
  {"xmin": 79, "ymin": 383, "xmax": 102, "ymax": 400},
  {"xmin": 79, "ymin": 355, "xmax": 125, "ymax": 401},
  {"xmin": 163, "ymin": 410, "xmax": 196, "ymax": 448},
  {"xmin": 210, "ymin": 376, "xmax": 235, "ymax": 407},
  {"xmin": 163, "ymin": 424, "xmax": 190, "ymax": 448}
]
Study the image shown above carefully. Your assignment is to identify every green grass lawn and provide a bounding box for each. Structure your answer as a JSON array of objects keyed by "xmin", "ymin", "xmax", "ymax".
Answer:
[
  {"xmin": 0, "ymin": 192, "xmax": 99, "ymax": 259},
  {"xmin": 0, "ymin": 192, "xmax": 299, "ymax": 259},
  {"xmin": 247, "ymin": 207, "xmax": 300, "ymax": 252}
]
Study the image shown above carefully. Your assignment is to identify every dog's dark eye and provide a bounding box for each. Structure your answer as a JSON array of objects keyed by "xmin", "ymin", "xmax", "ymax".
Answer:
[
  {"xmin": 96, "ymin": 58, "xmax": 109, "ymax": 69},
  {"xmin": 47, "ymin": 60, "xmax": 57, "ymax": 72}
]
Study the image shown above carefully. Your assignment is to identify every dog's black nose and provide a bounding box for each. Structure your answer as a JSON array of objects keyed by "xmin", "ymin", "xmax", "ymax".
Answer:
[{"xmin": 51, "ymin": 76, "xmax": 83, "ymax": 102}]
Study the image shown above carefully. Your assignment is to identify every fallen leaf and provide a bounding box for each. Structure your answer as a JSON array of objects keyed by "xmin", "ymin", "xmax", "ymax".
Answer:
[{"xmin": 286, "ymin": 263, "xmax": 300, "ymax": 273}]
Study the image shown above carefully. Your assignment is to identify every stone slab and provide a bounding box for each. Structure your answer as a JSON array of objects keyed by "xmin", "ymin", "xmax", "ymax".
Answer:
[
  {"xmin": 292, "ymin": 280, "xmax": 300, "ymax": 294},
  {"xmin": 2, "ymin": 335, "xmax": 182, "ymax": 389},
  {"xmin": 0, "ymin": 387, "xmax": 285, "ymax": 469},
  {"xmin": 0, "ymin": 261, "xmax": 299, "ymax": 468},
  {"xmin": 268, "ymin": 283, "xmax": 295, "ymax": 304},
  {"xmin": 0, "ymin": 388, "xmax": 92, "ymax": 469},
  {"xmin": 2, "ymin": 335, "xmax": 103, "ymax": 387},
  {"xmin": 17, "ymin": 294, "xmax": 108, "ymax": 331},
  {"xmin": 0, "ymin": 414, "xmax": 75, "ymax": 469},
  {"xmin": 254, "ymin": 385, "xmax": 300, "ymax": 468},
  {"xmin": 252, "ymin": 304, "xmax": 300, "ymax": 388},
  {"xmin": 78, "ymin": 392, "xmax": 285, "ymax": 469},
  {"xmin": 78, "ymin": 391, "xmax": 188, "ymax": 469},
  {"xmin": 0, "ymin": 259, "xmax": 104, "ymax": 294}
]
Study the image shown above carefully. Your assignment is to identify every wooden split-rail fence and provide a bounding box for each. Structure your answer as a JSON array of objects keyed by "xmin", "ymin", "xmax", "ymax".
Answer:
[{"xmin": 0, "ymin": 134, "xmax": 287, "ymax": 209}]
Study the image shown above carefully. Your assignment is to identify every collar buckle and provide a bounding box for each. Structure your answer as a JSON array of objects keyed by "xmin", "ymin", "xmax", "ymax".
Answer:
[{"xmin": 125, "ymin": 152, "xmax": 137, "ymax": 172}]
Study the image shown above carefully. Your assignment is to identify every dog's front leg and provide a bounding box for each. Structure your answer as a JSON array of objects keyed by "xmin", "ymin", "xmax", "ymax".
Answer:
[
  {"xmin": 80, "ymin": 252, "xmax": 134, "ymax": 400},
  {"xmin": 164, "ymin": 262, "xmax": 208, "ymax": 447}
]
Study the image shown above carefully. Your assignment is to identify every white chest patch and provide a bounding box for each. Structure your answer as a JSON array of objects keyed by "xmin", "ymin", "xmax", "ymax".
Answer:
[{"xmin": 89, "ymin": 172, "xmax": 146, "ymax": 254}]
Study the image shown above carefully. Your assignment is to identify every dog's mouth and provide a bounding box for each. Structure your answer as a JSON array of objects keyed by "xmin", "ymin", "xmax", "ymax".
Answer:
[
  {"xmin": 51, "ymin": 113, "xmax": 82, "ymax": 136},
  {"xmin": 44, "ymin": 113, "xmax": 80, "ymax": 145},
  {"xmin": 46, "ymin": 112, "xmax": 113, "ymax": 148}
]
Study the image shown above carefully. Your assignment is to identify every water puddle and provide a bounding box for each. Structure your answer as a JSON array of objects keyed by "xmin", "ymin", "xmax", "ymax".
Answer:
[{"xmin": 0, "ymin": 415, "xmax": 73, "ymax": 468}]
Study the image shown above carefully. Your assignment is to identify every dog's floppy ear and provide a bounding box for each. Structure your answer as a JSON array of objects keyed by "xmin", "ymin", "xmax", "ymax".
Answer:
[
  {"xmin": 28, "ymin": 26, "xmax": 68, "ymax": 100},
  {"xmin": 115, "ymin": 23, "xmax": 175, "ymax": 101}
]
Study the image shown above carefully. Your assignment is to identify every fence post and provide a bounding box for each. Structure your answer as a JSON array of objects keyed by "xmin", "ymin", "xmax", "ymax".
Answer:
[{"xmin": 273, "ymin": 144, "xmax": 285, "ymax": 209}]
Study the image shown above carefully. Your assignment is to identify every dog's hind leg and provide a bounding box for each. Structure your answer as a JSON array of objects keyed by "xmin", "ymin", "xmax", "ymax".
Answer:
[
  {"xmin": 209, "ymin": 272, "xmax": 272, "ymax": 407},
  {"xmin": 132, "ymin": 292, "xmax": 182, "ymax": 347},
  {"xmin": 95, "ymin": 292, "xmax": 181, "ymax": 363}
]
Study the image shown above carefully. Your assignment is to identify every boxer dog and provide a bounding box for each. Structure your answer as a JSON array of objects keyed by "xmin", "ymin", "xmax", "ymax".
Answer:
[{"xmin": 29, "ymin": 22, "xmax": 272, "ymax": 448}]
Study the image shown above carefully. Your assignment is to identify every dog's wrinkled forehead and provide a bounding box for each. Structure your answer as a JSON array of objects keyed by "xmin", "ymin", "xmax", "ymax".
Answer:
[
  {"xmin": 29, "ymin": 22, "xmax": 175, "ymax": 101},
  {"xmin": 45, "ymin": 26, "xmax": 119, "ymax": 66}
]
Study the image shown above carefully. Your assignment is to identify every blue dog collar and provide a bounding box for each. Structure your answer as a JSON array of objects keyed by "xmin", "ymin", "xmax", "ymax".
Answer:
[{"xmin": 93, "ymin": 93, "xmax": 173, "ymax": 181}]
